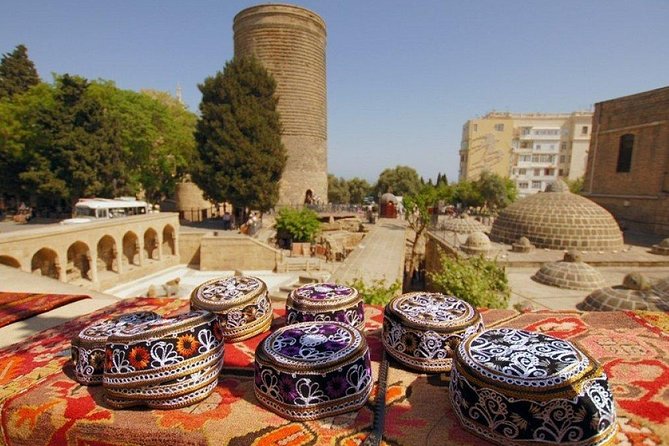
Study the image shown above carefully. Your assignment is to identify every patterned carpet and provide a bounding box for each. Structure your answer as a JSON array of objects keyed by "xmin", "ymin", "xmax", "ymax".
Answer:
[
  {"xmin": 0, "ymin": 297, "xmax": 667, "ymax": 445},
  {"xmin": 0, "ymin": 292, "xmax": 90, "ymax": 328}
]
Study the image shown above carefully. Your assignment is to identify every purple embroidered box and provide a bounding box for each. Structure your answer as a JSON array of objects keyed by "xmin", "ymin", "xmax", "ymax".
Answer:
[
  {"xmin": 254, "ymin": 321, "xmax": 372, "ymax": 421},
  {"xmin": 190, "ymin": 276, "xmax": 273, "ymax": 342},
  {"xmin": 286, "ymin": 283, "xmax": 364, "ymax": 330},
  {"xmin": 71, "ymin": 311, "xmax": 160, "ymax": 385},
  {"xmin": 382, "ymin": 292, "xmax": 484, "ymax": 372},
  {"xmin": 449, "ymin": 328, "xmax": 618, "ymax": 446},
  {"xmin": 102, "ymin": 310, "xmax": 224, "ymax": 409}
]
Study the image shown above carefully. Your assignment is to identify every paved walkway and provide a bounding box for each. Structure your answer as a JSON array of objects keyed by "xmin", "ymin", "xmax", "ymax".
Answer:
[{"xmin": 328, "ymin": 218, "xmax": 407, "ymax": 287}]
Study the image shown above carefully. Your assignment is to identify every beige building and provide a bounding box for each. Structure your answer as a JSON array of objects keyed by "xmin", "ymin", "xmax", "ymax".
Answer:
[
  {"xmin": 584, "ymin": 86, "xmax": 669, "ymax": 235},
  {"xmin": 459, "ymin": 111, "xmax": 593, "ymax": 197}
]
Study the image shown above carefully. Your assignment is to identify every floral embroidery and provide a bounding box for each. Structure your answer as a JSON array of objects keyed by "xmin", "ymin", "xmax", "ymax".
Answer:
[
  {"xmin": 176, "ymin": 334, "xmax": 200, "ymax": 357},
  {"xmin": 128, "ymin": 346, "xmax": 150, "ymax": 370}
]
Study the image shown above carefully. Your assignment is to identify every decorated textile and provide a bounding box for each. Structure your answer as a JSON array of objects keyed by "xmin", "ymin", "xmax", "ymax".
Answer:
[
  {"xmin": 286, "ymin": 283, "xmax": 365, "ymax": 330},
  {"xmin": 0, "ymin": 298, "xmax": 667, "ymax": 445},
  {"xmin": 0, "ymin": 292, "xmax": 90, "ymax": 328}
]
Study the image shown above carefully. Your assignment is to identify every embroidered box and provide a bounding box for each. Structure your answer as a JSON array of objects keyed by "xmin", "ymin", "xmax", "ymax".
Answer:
[
  {"xmin": 449, "ymin": 328, "xmax": 618, "ymax": 446},
  {"xmin": 71, "ymin": 311, "xmax": 160, "ymax": 385},
  {"xmin": 190, "ymin": 276, "xmax": 273, "ymax": 342},
  {"xmin": 102, "ymin": 310, "xmax": 224, "ymax": 409},
  {"xmin": 286, "ymin": 283, "xmax": 364, "ymax": 330},
  {"xmin": 254, "ymin": 321, "xmax": 372, "ymax": 420},
  {"xmin": 382, "ymin": 292, "xmax": 484, "ymax": 372}
]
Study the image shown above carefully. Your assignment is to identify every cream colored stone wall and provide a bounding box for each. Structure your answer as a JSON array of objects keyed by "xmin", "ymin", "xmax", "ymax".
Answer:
[
  {"xmin": 234, "ymin": 4, "xmax": 327, "ymax": 206},
  {"xmin": 199, "ymin": 234, "xmax": 283, "ymax": 271}
]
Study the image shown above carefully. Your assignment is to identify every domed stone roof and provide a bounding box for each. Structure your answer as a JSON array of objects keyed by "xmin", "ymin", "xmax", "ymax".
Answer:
[
  {"xmin": 512, "ymin": 236, "xmax": 534, "ymax": 253},
  {"xmin": 532, "ymin": 251, "xmax": 605, "ymax": 291},
  {"xmin": 460, "ymin": 231, "xmax": 490, "ymax": 255},
  {"xmin": 651, "ymin": 238, "xmax": 669, "ymax": 255},
  {"xmin": 578, "ymin": 273, "xmax": 669, "ymax": 311},
  {"xmin": 440, "ymin": 216, "xmax": 487, "ymax": 234},
  {"xmin": 490, "ymin": 180, "xmax": 623, "ymax": 250},
  {"xmin": 379, "ymin": 193, "xmax": 398, "ymax": 205}
]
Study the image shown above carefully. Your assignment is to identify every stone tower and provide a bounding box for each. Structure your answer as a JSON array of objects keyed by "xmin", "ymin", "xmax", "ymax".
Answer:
[{"xmin": 233, "ymin": 4, "xmax": 327, "ymax": 206}]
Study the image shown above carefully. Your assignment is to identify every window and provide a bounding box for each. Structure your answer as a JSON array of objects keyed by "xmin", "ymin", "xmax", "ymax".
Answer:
[
  {"xmin": 544, "ymin": 168, "xmax": 555, "ymax": 176},
  {"xmin": 522, "ymin": 128, "xmax": 531, "ymax": 135},
  {"xmin": 494, "ymin": 123, "xmax": 504, "ymax": 131},
  {"xmin": 534, "ymin": 168, "xmax": 541, "ymax": 176},
  {"xmin": 559, "ymin": 169, "xmax": 564, "ymax": 176},
  {"xmin": 550, "ymin": 144, "xmax": 555, "ymax": 150},
  {"xmin": 535, "ymin": 144, "xmax": 542, "ymax": 150},
  {"xmin": 532, "ymin": 181, "xmax": 542, "ymax": 189},
  {"xmin": 518, "ymin": 168, "xmax": 526, "ymax": 175},
  {"xmin": 581, "ymin": 126, "xmax": 588, "ymax": 135},
  {"xmin": 561, "ymin": 142, "xmax": 567, "ymax": 151},
  {"xmin": 616, "ymin": 134, "xmax": 634, "ymax": 172},
  {"xmin": 472, "ymin": 124, "xmax": 478, "ymax": 132},
  {"xmin": 560, "ymin": 155, "xmax": 566, "ymax": 163},
  {"xmin": 519, "ymin": 182, "xmax": 528, "ymax": 189}
]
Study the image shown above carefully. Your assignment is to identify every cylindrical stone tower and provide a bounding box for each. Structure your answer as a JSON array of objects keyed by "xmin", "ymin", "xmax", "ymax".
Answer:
[{"xmin": 234, "ymin": 4, "xmax": 327, "ymax": 206}]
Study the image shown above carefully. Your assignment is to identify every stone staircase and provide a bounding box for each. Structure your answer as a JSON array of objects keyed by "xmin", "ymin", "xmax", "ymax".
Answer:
[{"xmin": 269, "ymin": 272, "xmax": 330, "ymax": 303}]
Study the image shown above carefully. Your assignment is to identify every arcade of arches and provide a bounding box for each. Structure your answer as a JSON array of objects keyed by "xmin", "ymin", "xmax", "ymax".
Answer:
[{"xmin": 0, "ymin": 213, "xmax": 180, "ymax": 291}]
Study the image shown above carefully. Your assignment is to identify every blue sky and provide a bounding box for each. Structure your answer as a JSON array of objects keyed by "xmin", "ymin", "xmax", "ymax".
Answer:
[{"xmin": 2, "ymin": 1, "xmax": 668, "ymax": 183}]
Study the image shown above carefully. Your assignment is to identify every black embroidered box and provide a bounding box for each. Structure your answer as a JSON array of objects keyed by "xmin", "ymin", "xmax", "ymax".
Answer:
[
  {"xmin": 382, "ymin": 292, "xmax": 484, "ymax": 372},
  {"xmin": 190, "ymin": 276, "xmax": 273, "ymax": 342},
  {"xmin": 449, "ymin": 328, "xmax": 618, "ymax": 446},
  {"xmin": 254, "ymin": 321, "xmax": 372, "ymax": 421},
  {"xmin": 71, "ymin": 311, "xmax": 160, "ymax": 385},
  {"xmin": 102, "ymin": 310, "xmax": 224, "ymax": 409},
  {"xmin": 286, "ymin": 283, "xmax": 364, "ymax": 330}
]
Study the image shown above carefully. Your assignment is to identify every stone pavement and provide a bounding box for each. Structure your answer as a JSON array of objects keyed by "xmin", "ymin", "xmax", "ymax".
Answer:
[{"xmin": 328, "ymin": 218, "xmax": 407, "ymax": 287}]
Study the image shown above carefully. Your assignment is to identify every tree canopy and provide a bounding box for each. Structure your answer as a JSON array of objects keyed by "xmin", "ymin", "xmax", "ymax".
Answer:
[
  {"xmin": 475, "ymin": 171, "xmax": 518, "ymax": 211},
  {"xmin": 374, "ymin": 165, "xmax": 422, "ymax": 197},
  {"xmin": 327, "ymin": 174, "xmax": 350, "ymax": 204},
  {"xmin": 193, "ymin": 56, "xmax": 285, "ymax": 214},
  {"xmin": 0, "ymin": 59, "xmax": 197, "ymax": 212},
  {"xmin": 0, "ymin": 44, "xmax": 40, "ymax": 100},
  {"xmin": 347, "ymin": 177, "xmax": 371, "ymax": 204}
]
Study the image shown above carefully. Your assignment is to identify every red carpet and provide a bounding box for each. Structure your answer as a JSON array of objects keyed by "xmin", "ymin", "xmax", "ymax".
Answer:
[
  {"xmin": 0, "ymin": 292, "xmax": 90, "ymax": 328},
  {"xmin": 0, "ymin": 298, "xmax": 666, "ymax": 445}
]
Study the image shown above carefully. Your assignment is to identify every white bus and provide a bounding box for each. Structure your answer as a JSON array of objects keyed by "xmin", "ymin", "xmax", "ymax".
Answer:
[{"xmin": 62, "ymin": 198, "xmax": 150, "ymax": 224}]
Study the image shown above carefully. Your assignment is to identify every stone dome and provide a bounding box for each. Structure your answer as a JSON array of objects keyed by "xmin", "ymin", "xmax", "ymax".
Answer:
[
  {"xmin": 518, "ymin": 237, "xmax": 532, "ymax": 246},
  {"xmin": 490, "ymin": 181, "xmax": 623, "ymax": 251},
  {"xmin": 578, "ymin": 273, "xmax": 668, "ymax": 311},
  {"xmin": 440, "ymin": 216, "xmax": 487, "ymax": 234},
  {"xmin": 532, "ymin": 253, "xmax": 605, "ymax": 291},
  {"xmin": 511, "ymin": 236, "xmax": 534, "ymax": 253},
  {"xmin": 379, "ymin": 193, "xmax": 398, "ymax": 205},
  {"xmin": 651, "ymin": 238, "xmax": 669, "ymax": 255},
  {"xmin": 460, "ymin": 231, "xmax": 490, "ymax": 255}
]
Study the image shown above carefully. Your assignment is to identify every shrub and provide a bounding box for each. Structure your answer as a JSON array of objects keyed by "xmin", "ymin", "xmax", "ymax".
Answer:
[
  {"xmin": 347, "ymin": 278, "xmax": 402, "ymax": 306},
  {"xmin": 428, "ymin": 254, "xmax": 510, "ymax": 309},
  {"xmin": 275, "ymin": 208, "xmax": 321, "ymax": 243}
]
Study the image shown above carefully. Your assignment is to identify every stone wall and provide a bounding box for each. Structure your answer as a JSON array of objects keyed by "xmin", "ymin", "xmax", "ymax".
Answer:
[
  {"xmin": 199, "ymin": 234, "xmax": 283, "ymax": 271},
  {"xmin": 178, "ymin": 232, "xmax": 204, "ymax": 266},
  {"xmin": 584, "ymin": 86, "xmax": 669, "ymax": 235},
  {"xmin": 234, "ymin": 4, "xmax": 328, "ymax": 206},
  {"xmin": 424, "ymin": 231, "xmax": 458, "ymax": 292}
]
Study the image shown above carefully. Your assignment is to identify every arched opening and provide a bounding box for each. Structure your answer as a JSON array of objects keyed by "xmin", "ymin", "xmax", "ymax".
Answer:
[
  {"xmin": 31, "ymin": 248, "xmax": 60, "ymax": 280},
  {"xmin": 97, "ymin": 235, "xmax": 117, "ymax": 273},
  {"xmin": 144, "ymin": 228, "xmax": 158, "ymax": 260},
  {"xmin": 0, "ymin": 255, "xmax": 21, "ymax": 269},
  {"xmin": 67, "ymin": 241, "xmax": 92, "ymax": 282},
  {"xmin": 304, "ymin": 189, "xmax": 314, "ymax": 205},
  {"xmin": 123, "ymin": 232, "xmax": 139, "ymax": 267},
  {"xmin": 162, "ymin": 225, "xmax": 176, "ymax": 256}
]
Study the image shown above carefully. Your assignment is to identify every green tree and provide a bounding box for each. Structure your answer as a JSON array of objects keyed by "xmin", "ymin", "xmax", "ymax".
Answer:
[
  {"xmin": 566, "ymin": 176, "xmax": 584, "ymax": 194},
  {"xmin": 275, "ymin": 208, "xmax": 321, "ymax": 243},
  {"xmin": 436, "ymin": 172, "xmax": 448, "ymax": 187},
  {"xmin": 429, "ymin": 254, "xmax": 510, "ymax": 309},
  {"xmin": 403, "ymin": 183, "xmax": 448, "ymax": 280},
  {"xmin": 453, "ymin": 180, "xmax": 483, "ymax": 208},
  {"xmin": 374, "ymin": 165, "xmax": 422, "ymax": 197},
  {"xmin": 19, "ymin": 74, "xmax": 129, "ymax": 209},
  {"xmin": 193, "ymin": 56, "xmax": 285, "ymax": 217},
  {"xmin": 475, "ymin": 171, "xmax": 517, "ymax": 211},
  {"xmin": 0, "ymin": 44, "xmax": 40, "ymax": 100},
  {"xmin": 327, "ymin": 174, "xmax": 350, "ymax": 204},
  {"xmin": 347, "ymin": 177, "xmax": 371, "ymax": 204}
]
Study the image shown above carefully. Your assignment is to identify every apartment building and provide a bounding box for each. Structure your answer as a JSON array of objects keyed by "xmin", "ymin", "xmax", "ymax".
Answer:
[{"xmin": 459, "ymin": 111, "xmax": 593, "ymax": 197}]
